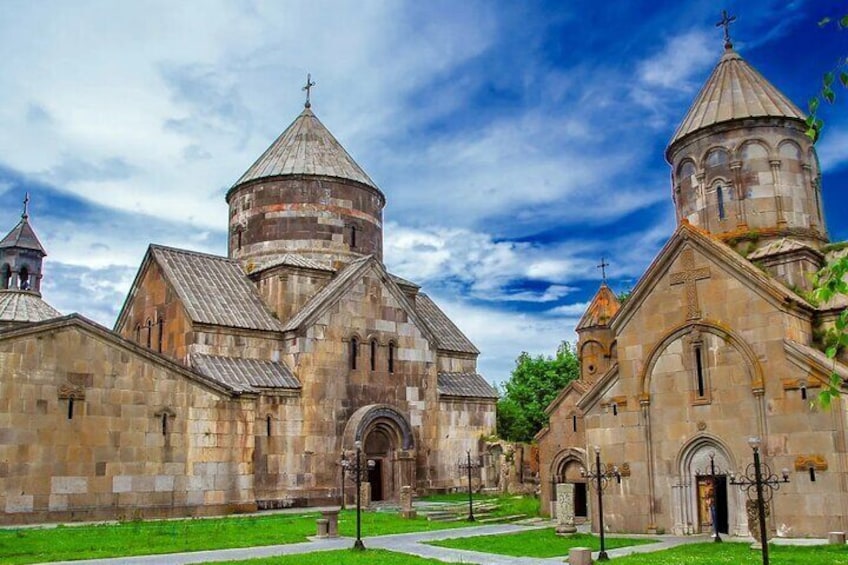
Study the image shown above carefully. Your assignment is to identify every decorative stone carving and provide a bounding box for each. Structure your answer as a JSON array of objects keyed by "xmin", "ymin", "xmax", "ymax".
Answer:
[
  {"xmin": 746, "ymin": 499, "xmax": 771, "ymax": 546},
  {"xmin": 555, "ymin": 483, "xmax": 577, "ymax": 534}
]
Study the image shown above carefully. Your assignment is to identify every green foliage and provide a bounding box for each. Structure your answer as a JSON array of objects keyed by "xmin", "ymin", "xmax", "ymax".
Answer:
[
  {"xmin": 806, "ymin": 15, "xmax": 848, "ymax": 141},
  {"xmin": 811, "ymin": 255, "xmax": 848, "ymax": 409},
  {"xmin": 616, "ymin": 289, "xmax": 632, "ymax": 304},
  {"xmin": 496, "ymin": 341, "xmax": 580, "ymax": 442},
  {"xmin": 428, "ymin": 529, "xmax": 653, "ymax": 558}
]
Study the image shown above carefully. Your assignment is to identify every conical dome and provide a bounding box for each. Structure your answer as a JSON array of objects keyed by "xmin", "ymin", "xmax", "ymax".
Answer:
[
  {"xmin": 668, "ymin": 46, "xmax": 806, "ymax": 150},
  {"xmin": 231, "ymin": 107, "xmax": 378, "ymax": 191}
]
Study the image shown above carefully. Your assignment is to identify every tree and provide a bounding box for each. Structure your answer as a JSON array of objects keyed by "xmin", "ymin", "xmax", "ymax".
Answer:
[
  {"xmin": 496, "ymin": 341, "xmax": 580, "ymax": 442},
  {"xmin": 805, "ymin": 15, "xmax": 848, "ymax": 142}
]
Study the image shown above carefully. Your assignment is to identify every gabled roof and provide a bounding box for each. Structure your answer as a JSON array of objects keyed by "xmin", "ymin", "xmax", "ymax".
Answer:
[
  {"xmin": 437, "ymin": 372, "xmax": 498, "ymax": 399},
  {"xmin": 249, "ymin": 253, "xmax": 335, "ymax": 276},
  {"xmin": 611, "ymin": 222, "xmax": 814, "ymax": 334},
  {"xmin": 415, "ymin": 293, "xmax": 479, "ymax": 355},
  {"xmin": 747, "ymin": 238, "xmax": 822, "ymax": 261},
  {"xmin": 0, "ymin": 214, "xmax": 46, "ymax": 254},
  {"xmin": 575, "ymin": 283, "xmax": 621, "ymax": 331},
  {"xmin": 191, "ymin": 354, "xmax": 300, "ymax": 393},
  {"xmin": 282, "ymin": 255, "xmax": 373, "ymax": 331},
  {"xmin": 0, "ymin": 290, "xmax": 61, "ymax": 323},
  {"xmin": 121, "ymin": 245, "xmax": 284, "ymax": 332},
  {"xmin": 543, "ymin": 379, "xmax": 588, "ymax": 417},
  {"xmin": 231, "ymin": 107, "xmax": 380, "ymax": 191},
  {"xmin": 668, "ymin": 46, "xmax": 805, "ymax": 150},
  {"xmin": 784, "ymin": 339, "xmax": 848, "ymax": 386}
]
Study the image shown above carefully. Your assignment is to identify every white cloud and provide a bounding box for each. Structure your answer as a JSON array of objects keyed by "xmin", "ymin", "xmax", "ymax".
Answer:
[{"xmin": 637, "ymin": 30, "xmax": 714, "ymax": 91}]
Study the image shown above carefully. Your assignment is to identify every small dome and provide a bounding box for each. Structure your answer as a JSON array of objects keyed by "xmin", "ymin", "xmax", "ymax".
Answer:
[{"xmin": 0, "ymin": 290, "xmax": 61, "ymax": 325}]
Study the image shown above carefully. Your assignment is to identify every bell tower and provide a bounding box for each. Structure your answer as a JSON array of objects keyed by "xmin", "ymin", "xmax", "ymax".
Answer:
[{"xmin": 0, "ymin": 193, "xmax": 47, "ymax": 294}]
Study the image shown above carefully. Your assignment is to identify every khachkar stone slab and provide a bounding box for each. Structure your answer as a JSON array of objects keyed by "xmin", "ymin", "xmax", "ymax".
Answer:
[
  {"xmin": 556, "ymin": 483, "xmax": 577, "ymax": 535},
  {"xmin": 746, "ymin": 499, "xmax": 772, "ymax": 548},
  {"xmin": 400, "ymin": 485, "xmax": 416, "ymax": 519}
]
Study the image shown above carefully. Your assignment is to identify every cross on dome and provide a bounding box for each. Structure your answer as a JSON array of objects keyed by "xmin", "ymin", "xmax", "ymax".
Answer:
[
  {"xmin": 302, "ymin": 73, "xmax": 316, "ymax": 108},
  {"xmin": 715, "ymin": 10, "xmax": 737, "ymax": 49}
]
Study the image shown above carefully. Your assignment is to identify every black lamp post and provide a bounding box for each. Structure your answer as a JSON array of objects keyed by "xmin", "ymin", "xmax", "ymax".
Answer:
[
  {"xmin": 729, "ymin": 437, "xmax": 790, "ymax": 565},
  {"xmin": 351, "ymin": 440, "xmax": 375, "ymax": 551},
  {"xmin": 695, "ymin": 452, "xmax": 724, "ymax": 542},
  {"xmin": 581, "ymin": 446, "xmax": 621, "ymax": 562},
  {"xmin": 458, "ymin": 450, "xmax": 480, "ymax": 522}
]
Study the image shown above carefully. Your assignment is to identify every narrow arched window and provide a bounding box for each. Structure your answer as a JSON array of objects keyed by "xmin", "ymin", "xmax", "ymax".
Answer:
[
  {"xmin": 370, "ymin": 339, "xmax": 377, "ymax": 371},
  {"xmin": 1, "ymin": 264, "xmax": 10, "ymax": 289},
  {"xmin": 266, "ymin": 415, "xmax": 272, "ymax": 437},
  {"xmin": 157, "ymin": 317, "xmax": 165, "ymax": 353},
  {"xmin": 18, "ymin": 266, "xmax": 29, "ymax": 290},
  {"xmin": 145, "ymin": 319, "xmax": 153, "ymax": 348},
  {"xmin": 716, "ymin": 185, "xmax": 726, "ymax": 220},
  {"xmin": 388, "ymin": 342, "xmax": 396, "ymax": 374},
  {"xmin": 351, "ymin": 225, "xmax": 357, "ymax": 248},
  {"xmin": 135, "ymin": 324, "xmax": 141, "ymax": 343},
  {"xmin": 350, "ymin": 337, "xmax": 359, "ymax": 370}
]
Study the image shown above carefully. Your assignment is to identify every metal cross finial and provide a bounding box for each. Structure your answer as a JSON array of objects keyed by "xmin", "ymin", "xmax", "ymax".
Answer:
[
  {"xmin": 715, "ymin": 10, "xmax": 737, "ymax": 49},
  {"xmin": 597, "ymin": 256, "xmax": 609, "ymax": 283},
  {"xmin": 302, "ymin": 73, "xmax": 316, "ymax": 108},
  {"xmin": 22, "ymin": 192, "xmax": 30, "ymax": 219}
]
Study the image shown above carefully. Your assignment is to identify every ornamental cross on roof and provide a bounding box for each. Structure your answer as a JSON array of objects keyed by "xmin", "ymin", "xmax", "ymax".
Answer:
[
  {"xmin": 716, "ymin": 10, "xmax": 737, "ymax": 49},
  {"xmin": 302, "ymin": 73, "xmax": 316, "ymax": 108},
  {"xmin": 597, "ymin": 256, "xmax": 609, "ymax": 283},
  {"xmin": 22, "ymin": 192, "xmax": 29, "ymax": 219}
]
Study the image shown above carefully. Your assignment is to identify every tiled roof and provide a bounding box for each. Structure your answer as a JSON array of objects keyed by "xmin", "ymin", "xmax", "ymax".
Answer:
[
  {"xmin": 437, "ymin": 372, "xmax": 498, "ymax": 399},
  {"xmin": 150, "ymin": 245, "xmax": 284, "ymax": 332},
  {"xmin": 282, "ymin": 255, "xmax": 373, "ymax": 331},
  {"xmin": 576, "ymin": 283, "xmax": 621, "ymax": 331},
  {"xmin": 191, "ymin": 354, "xmax": 300, "ymax": 393},
  {"xmin": 0, "ymin": 290, "xmax": 61, "ymax": 323},
  {"xmin": 747, "ymin": 238, "xmax": 821, "ymax": 260},
  {"xmin": 233, "ymin": 107, "xmax": 379, "ymax": 190},
  {"xmin": 0, "ymin": 215, "xmax": 46, "ymax": 254},
  {"xmin": 250, "ymin": 253, "xmax": 334, "ymax": 275},
  {"xmin": 669, "ymin": 47, "xmax": 805, "ymax": 148},
  {"xmin": 389, "ymin": 273, "xmax": 421, "ymax": 290},
  {"xmin": 415, "ymin": 293, "xmax": 479, "ymax": 354}
]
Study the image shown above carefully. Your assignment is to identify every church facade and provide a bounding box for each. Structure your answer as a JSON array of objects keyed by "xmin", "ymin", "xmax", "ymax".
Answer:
[
  {"xmin": 538, "ymin": 37, "xmax": 848, "ymax": 537},
  {"xmin": 0, "ymin": 101, "xmax": 496, "ymax": 524}
]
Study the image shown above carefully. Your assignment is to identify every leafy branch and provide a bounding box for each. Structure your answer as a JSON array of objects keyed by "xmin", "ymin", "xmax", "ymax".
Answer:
[
  {"xmin": 805, "ymin": 15, "xmax": 848, "ymax": 142},
  {"xmin": 811, "ymin": 256, "xmax": 848, "ymax": 408}
]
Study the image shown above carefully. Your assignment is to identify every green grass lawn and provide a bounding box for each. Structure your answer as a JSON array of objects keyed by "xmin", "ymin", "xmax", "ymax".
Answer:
[
  {"xmin": 0, "ymin": 494, "xmax": 535, "ymax": 565},
  {"xmin": 612, "ymin": 541, "xmax": 848, "ymax": 564},
  {"xmin": 204, "ymin": 549, "xmax": 445, "ymax": 564},
  {"xmin": 428, "ymin": 528, "xmax": 655, "ymax": 558},
  {"xmin": 417, "ymin": 492, "xmax": 540, "ymax": 518}
]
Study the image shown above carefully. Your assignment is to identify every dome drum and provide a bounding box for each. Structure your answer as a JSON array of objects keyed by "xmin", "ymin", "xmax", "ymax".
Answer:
[
  {"xmin": 228, "ymin": 175, "xmax": 384, "ymax": 267},
  {"xmin": 669, "ymin": 120, "xmax": 826, "ymax": 250}
]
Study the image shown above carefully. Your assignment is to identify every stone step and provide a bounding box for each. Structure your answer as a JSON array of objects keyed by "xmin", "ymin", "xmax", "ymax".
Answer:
[{"xmin": 477, "ymin": 513, "xmax": 527, "ymax": 524}]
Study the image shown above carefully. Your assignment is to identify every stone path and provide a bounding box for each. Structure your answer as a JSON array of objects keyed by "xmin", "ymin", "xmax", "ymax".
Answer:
[{"xmin": 40, "ymin": 524, "xmax": 830, "ymax": 565}]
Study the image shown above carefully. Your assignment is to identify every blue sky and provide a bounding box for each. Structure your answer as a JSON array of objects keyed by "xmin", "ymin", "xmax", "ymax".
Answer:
[{"xmin": 0, "ymin": 0, "xmax": 846, "ymax": 385}]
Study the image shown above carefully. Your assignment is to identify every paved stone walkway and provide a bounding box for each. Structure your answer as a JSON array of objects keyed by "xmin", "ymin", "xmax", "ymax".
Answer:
[{"xmin": 41, "ymin": 524, "xmax": 830, "ymax": 565}]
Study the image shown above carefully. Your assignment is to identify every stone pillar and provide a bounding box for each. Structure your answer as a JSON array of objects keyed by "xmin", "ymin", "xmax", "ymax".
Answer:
[
  {"xmin": 770, "ymin": 159, "xmax": 786, "ymax": 226},
  {"xmin": 399, "ymin": 485, "xmax": 416, "ymax": 519},
  {"xmin": 360, "ymin": 482, "xmax": 371, "ymax": 508},
  {"xmin": 555, "ymin": 483, "xmax": 578, "ymax": 535}
]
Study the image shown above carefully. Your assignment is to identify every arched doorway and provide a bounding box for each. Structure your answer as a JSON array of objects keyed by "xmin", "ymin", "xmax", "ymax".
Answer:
[
  {"xmin": 676, "ymin": 436, "xmax": 738, "ymax": 536},
  {"xmin": 551, "ymin": 449, "xmax": 588, "ymax": 523},
  {"xmin": 343, "ymin": 404, "xmax": 416, "ymax": 502}
]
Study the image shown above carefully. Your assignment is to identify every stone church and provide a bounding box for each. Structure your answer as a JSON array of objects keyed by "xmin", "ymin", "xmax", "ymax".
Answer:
[
  {"xmin": 538, "ymin": 36, "xmax": 848, "ymax": 537},
  {"xmin": 0, "ymin": 99, "xmax": 497, "ymax": 524}
]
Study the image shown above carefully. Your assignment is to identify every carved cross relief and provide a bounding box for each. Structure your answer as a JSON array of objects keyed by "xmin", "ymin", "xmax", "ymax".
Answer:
[{"xmin": 670, "ymin": 248, "xmax": 711, "ymax": 320}]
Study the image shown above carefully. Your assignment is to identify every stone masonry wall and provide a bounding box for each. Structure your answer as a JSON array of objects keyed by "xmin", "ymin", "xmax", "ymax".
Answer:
[{"xmin": 0, "ymin": 323, "xmax": 256, "ymax": 524}]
